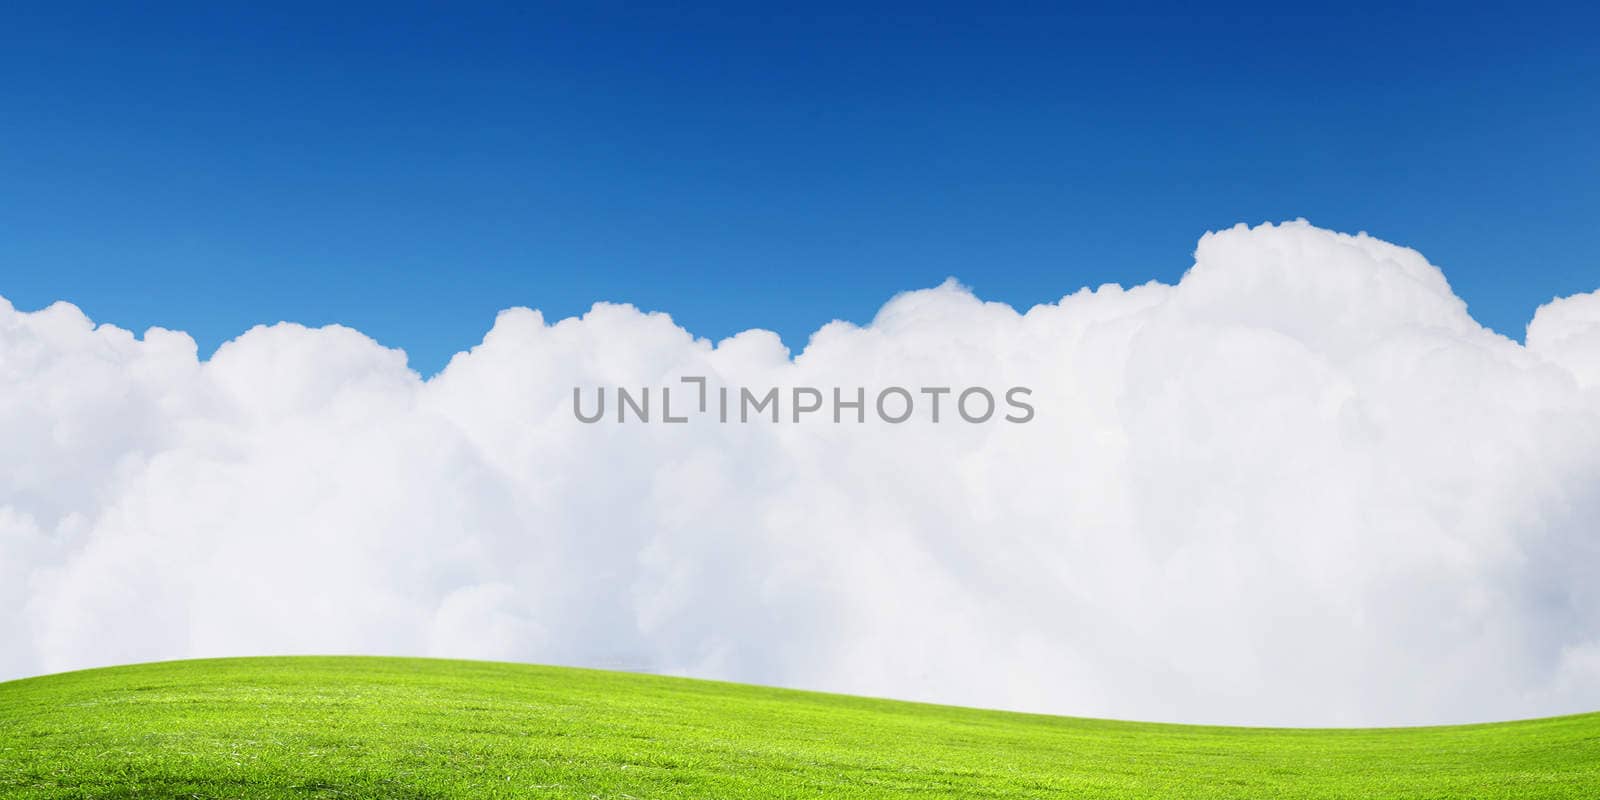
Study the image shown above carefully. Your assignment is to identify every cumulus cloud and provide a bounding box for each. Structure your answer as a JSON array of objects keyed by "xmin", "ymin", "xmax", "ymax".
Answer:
[{"xmin": 3, "ymin": 219, "xmax": 1600, "ymax": 726}]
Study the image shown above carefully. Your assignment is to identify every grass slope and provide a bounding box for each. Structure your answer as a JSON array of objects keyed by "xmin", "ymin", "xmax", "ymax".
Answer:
[{"xmin": 1, "ymin": 657, "xmax": 1596, "ymax": 799}]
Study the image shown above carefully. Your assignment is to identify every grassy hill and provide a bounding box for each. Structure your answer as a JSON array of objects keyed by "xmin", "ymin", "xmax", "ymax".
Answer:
[{"xmin": 1, "ymin": 657, "xmax": 1596, "ymax": 798}]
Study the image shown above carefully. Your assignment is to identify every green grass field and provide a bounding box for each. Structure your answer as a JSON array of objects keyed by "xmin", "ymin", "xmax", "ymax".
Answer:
[{"xmin": 1, "ymin": 657, "xmax": 1596, "ymax": 799}]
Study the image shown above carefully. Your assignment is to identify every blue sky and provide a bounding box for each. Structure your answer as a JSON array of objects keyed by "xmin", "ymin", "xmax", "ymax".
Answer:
[{"xmin": 3, "ymin": 2, "xmax": 1597, "ymax": 374}]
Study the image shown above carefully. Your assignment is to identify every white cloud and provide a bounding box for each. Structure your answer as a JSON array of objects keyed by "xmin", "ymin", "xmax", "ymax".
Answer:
[{"xmin": 2, "ymin": 219, "xmax": 1599, "ymax": 726}]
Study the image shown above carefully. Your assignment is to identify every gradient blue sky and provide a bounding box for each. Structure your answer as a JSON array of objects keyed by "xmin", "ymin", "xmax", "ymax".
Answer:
[{"xmin": 4, "ymin": 2, "xmax": 1597, "ymax": 374}]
